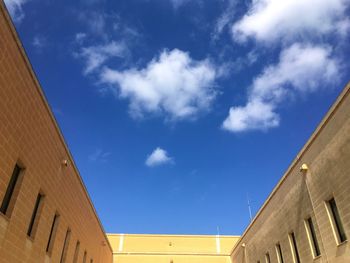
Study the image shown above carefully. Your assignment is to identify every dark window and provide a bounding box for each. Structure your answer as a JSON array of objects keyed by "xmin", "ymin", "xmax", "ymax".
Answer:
[
  {"xmin": 328, "ymin": 198, "xmax": 347, "ymax": 243},
  {"xmin": 27, "ymin": 192, "xmax": 44, "ymax": 238},
  {"xmin": 90, "ymin": 259, "xmax": 93, "ymax": 263},
  {"xmin": 276, "ymin": 243, "xmax": 284, "ymax": 263},
  {"xmin": 82, "ymin": 251, "xmax": 87, "ymax": 263},
  {"xmin": 289, "ymin": 232, "xmax": 300, "ymax": 263},
  {"xmin": 60, "ymin": 228, "xmax": 71, "ymax": 263},
  {"xmin": 46, "ymin": 213, "xmax": 60, "ymax": 254},
  {"xmin": 306, "ymin": 217, "xmax": 321, "ymax": 257},
  {"xmin": 0, "ymin": 164, "xmax": 22, "ymax": 216},
  {"xmin": 73, "ymin": 241, "xmax": 80, "ymax": 263},
  {"xmin": 265, "ymin": 252, "xmax": 271, "ymax": 263}
]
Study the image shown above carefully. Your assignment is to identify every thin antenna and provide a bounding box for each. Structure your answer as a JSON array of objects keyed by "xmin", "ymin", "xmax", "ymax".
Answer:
[{"xmin": 247, "ymin": 193, "xmax": 252, "ymax": 222}]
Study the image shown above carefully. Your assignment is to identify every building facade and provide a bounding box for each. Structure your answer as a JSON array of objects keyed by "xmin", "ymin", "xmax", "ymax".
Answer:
[
  {"xmin": 1, "ymin": 1, "xmax": 350, "ymax": 262},
  {"xmin": 108, "ymin": 234, "xmax": 239, "ymax": 263},
  {"xmin": 230, "ymin": 83, "xmax": 350, "ymax": 263},
  {"xmin": 0, "ymin": 2, "xmax": 113, "ymax": 263}
]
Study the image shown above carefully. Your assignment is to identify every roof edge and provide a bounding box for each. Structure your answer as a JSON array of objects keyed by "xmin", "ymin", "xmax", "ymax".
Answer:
[
  {"xmin": 230, "ymin": 80, "xmax": 350, "ymax": 256},
  {"xmin": 0, "ymin": 1, "xmax": 113, "ymax": 253}
]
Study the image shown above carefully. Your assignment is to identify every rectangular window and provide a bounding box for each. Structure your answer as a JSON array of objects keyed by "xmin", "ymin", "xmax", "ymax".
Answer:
[
  {"xmin": 289, "ymin": 232, "xmax": 300, "ymax": 263},
  {"xmin": 73, "ymin": 241, "xmax": 80, "ymax": 263},
  {"xmin": 305, "ymin": 217, "xmax": 321, "ymax": 257},
  {"xmin": 90, "ymin": 259, "xmax": 93, "ymax": 263},
  {"xmin": 265, "ymin": 252, "xmax": 271, "ymax": 263},
  {"xmin": 327, "ymin": 198, "xmax": 347, "ymax": 243},
  {"xmin": 0, "ymin": 164, "xmax": 23, "ymax": 216},
  {"xmin": 60, "ymin": 228, "xmax": 71, "ymax": 263},
  {"xmin": 27, "ymin": 192, "xmax": 44, "ymax": 238},
  {"xmin": 82, "ymin": 251, "xmax": 87, "ymax": 263},
  {"xmin": 275, "ymin": 243, "xmax": 284, "ymax": 263},
  {"xmin": 46, "ymin": 213, "xmax": 60, "ymax": 254}
]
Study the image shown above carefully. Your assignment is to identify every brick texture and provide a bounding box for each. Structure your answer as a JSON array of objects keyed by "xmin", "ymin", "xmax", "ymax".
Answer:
[
  {"xmin": 230, "ymin": 82, "xmax": 350, "ymax": 263},
  {"xmin": 0, "ymin": 3, "xmax": 113, "ymax": 263}
]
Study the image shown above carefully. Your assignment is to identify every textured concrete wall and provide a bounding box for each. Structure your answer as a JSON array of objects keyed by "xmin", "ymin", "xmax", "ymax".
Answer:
[
  {"xmin": 0, "ymin": 2, "xmax": 113, "ymax": 263},
  {"xmin": 108, "ymin": 234, "xmax": 239, "ymax": 263},
  {"xmin": 231, "ymin": 82, "xmax": 350, "ymax": 263}
]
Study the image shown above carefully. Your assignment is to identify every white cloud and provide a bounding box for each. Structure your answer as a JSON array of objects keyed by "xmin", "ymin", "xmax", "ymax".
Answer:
[
  {"xmin": 222, "ymin": 43, "xmax": 340, "ymax": 132},
  {"xmin": 75, "ymin": 32, "xmax": 87, "ymax": 44},
  {"xmin": 145, "ymin": 147, "xmax": 173, "ymax": 167},
  {"xmin": 169, "ymin": 0, "xmax": 189, "ymax": 8},
  {"xmin": 223, "ymin": 100, "xmax": 279, "ymax": 132},
  {"xmin": 32, "ymin": 35, "xmax": 46, "ymax": 49},
  {"xmin": 212, "ymin": 0, "xmax": 237, "ymax": 40},
  {"xmin": 88, "ymin": 149, "xmax": 111, "ymax": 162},
  {"xmin": 78, "ymin": 41, "xmax": 127, "ymax": 74},
  {"xmin": 100, "ymin": 49, "xmax": 217, "ymax": 121},
  {"xmin": 4, "ymin": 0, "xmax": 28, "ymax": 22},
  {"xmin": 232, "ymin": 0, "xmax": 350, "ymax": 43}
]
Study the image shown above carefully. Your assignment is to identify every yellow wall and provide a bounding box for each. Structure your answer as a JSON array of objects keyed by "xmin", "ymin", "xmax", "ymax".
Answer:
[
  {"xmin": 0, "ymin": 3, "xmax": 113, "ymax": 263},
  {"xmin": 108, "ymin": 234, "xmax": 239, "ymax": 263},
  {"xmin": 230, "ymin": 82, "xmax": 350, "ymax": 263}
]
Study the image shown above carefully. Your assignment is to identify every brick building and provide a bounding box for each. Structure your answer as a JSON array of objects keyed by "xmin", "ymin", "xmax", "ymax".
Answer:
[{"xmin": 0, "ymin": 1, "xmax": 349, "ymax": 262}]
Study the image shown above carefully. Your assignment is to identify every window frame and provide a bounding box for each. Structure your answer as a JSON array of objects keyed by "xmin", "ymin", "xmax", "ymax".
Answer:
[
  {"xmin": 60, "ymin": 228, "xmax": 71, "ymax": 263},
  {"xmin": 304, "ymin": 217, "xmax": 321, "ymax": 258},
  {"xmin": 275, "ymin": 243, "xmax": 284, "ymax": 263},
  {"xmin": 325, "ymin": 197, "xmax": 347, "ymax": 245},
  {"xmin": 0, "ymin": 164, "xmax": 24, "ymax": 218},
  {"xmin": 46, "ymin": 212, "xmax": 60, "ymax": 255},
  {"xmin": 27, "ymin": 191, "xmax": 45, "ymax": 239},
  {"xmin": 288, "ymin": 232, "xmax": 300, "ymax": 263}
]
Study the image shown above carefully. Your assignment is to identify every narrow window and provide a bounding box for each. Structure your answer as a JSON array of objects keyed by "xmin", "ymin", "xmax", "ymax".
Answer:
[
  {"xmin": 46, "ymin": 213, "xmax": 60, "ymax": 254},
  {"xmin": 90, "ymin": 259, "xmax": 93, "ymax": 263},
  {"xmin": 60, "ymin": 228, "xmax": 71, "ymax": 263},
  {"xmin": 27, "ymin": 192, "xmax": 44, "ymax": 238},
  {"xmin": 275, "ymin": 243, "xmax": 284, "ymax": 263},
  {"xmin": 265, "ymin": 252, "xmax": 271, "ymax": 263},
  {"xmin": 82, "ymin": 251, "xmax": 87, "ymax": 263},
  {"xmin": 305, "ymin": 217, "xmax": 321, "ymax": 257},
  {"xmin": 289, "ymin": 232, "xmax": 300, "ymax": 263},
  {"xmin": 327, "ymin": 198, "xmax": 347, "ymax": 243},
  {"xmin": 73, "ymin": 241, "xmax": 80, "ymax": 263},
  {"xmin": 0, "ymin": 164, "xmax": 23, "ymax": 216}
]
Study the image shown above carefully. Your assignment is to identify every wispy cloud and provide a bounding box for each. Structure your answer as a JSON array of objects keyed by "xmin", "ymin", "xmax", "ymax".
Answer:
[
  {"xmin": 212, "ymin": 0, "xmax": 237, "ymax": 41},
  {"xmin": 32, "ymin": 35, "xmax": 47, "ymax": 50},
  {"xmin": 75, "ymin": 32, "xmax": 87, "ymax": 44},
  {"xmin": 88, "ymin": 149, "xmax": 112, "ymax": 162},
  {"xmin": 145, "ymin": 147, "xmax": 173, "ymax": 167},
  {"xmin": 232, "ymin": 0, "xmax": 350, "ymax": 43},
  {"xmin": 222, "ymin": 43, "xmax": 340, "ymax": 132},
  {"xmin": 100, "ymin": 49, "xmax": 218, "ymax": 121},
  {"xmin": 76, "ymin": 41, "xmax": 128, "ymax": 74},
  {"xmin": 4, "ymin": 0, "xmax": 28, "ymax": 23},
  {"xmin": 169, "ymin": 0, "xmax": 189, "ymax": 8}
]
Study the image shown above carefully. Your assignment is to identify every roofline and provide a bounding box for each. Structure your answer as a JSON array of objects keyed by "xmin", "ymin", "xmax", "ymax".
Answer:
[
  {"xmin": 230, "ymin": 80, "xmax": 350, "ymax": 256},
  {"xmin": 112, "ymin": 252, "xmax": 232, "ymax": 256},
  {"xmin": 0, "ymin": 1, "xmax": 113, "ymax": 253},
  {"xmin": 106, "ymin": 233, "xmax": 240, "ymax": 238}
]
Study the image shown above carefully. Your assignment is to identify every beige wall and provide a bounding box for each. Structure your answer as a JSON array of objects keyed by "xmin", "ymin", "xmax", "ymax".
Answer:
[
  {"xmin": 231, "ymin": 82, "xmax": 350, "ymax": 263},
  {"xmin": 1, "ymin": 0, "xmax": 350, "ymax": 262},
  {"xmin": 0, "ymin": 2, "xmax": 113, "ymax": 263},
  {"xmin": 108, "ymin": 234, "xmax": 239, "ymax": 263}
]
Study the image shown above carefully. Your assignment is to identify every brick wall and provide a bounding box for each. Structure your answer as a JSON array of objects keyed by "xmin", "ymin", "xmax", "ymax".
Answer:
[
  {"xmin": 108, "ymin": 234, "xmax": 239, "ymax": 263},
  {"xmin": 0, "ymin": 2, "xmax": 113, "ymax": 263},
  {"xmin": 231, "ymin": 82, "xmax": 350, "ymax": 263}
]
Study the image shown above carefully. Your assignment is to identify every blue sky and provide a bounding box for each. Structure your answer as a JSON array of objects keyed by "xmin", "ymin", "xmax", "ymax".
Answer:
[{"xmin": 5, "ymin": 0, "xmax": 350, "ymax": 235}]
